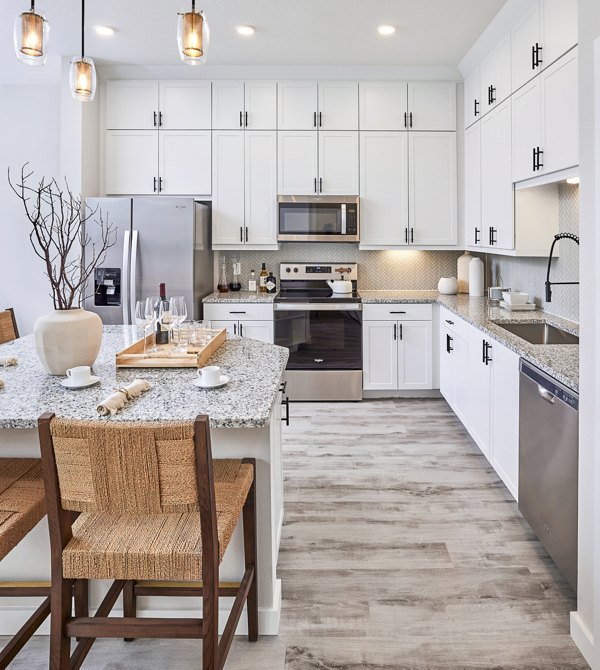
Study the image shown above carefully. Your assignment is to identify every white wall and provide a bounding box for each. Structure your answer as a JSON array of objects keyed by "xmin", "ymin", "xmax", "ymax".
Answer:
[{"xmin": 0, "ymin": 85, "xmax": 61, "ymax": 335}]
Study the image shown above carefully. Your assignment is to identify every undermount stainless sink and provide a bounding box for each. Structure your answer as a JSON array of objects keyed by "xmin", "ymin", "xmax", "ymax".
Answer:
[{"xmin": 496, "ymin": 322, "xmax": 579, "ymax": 345}]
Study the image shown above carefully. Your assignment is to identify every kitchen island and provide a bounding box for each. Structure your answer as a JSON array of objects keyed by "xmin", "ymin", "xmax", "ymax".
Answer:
[{"xmin": 0, "ymin": 326, "xmax": 289, "ymax": 635}]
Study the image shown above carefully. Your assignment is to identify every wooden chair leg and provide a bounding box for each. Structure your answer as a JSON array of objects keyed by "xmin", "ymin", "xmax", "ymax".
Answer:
[
  {"xmin": 50, "ymin": 577, "xmax": 73, "ymax": 670},
  {"xmin": 123, "ymin": 581, "xmax": 136, "ymax": 642},
  {"xmin": 73, "ymin": 579, "xmax": 88, "ymax": 642},
  {"xmin": 242, "ymin": 459, "xmax": 259, "ymax": 642}
]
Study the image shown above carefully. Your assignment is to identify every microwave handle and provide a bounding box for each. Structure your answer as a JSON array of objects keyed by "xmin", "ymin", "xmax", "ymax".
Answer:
[{"xmin": 341, "ymin": 204, "xmax": 347, "ymax": 235}]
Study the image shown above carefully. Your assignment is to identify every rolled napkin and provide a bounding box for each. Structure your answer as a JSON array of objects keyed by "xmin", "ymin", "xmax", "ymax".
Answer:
[
  {"xmin": 0, "ymin": 379, "xmax": 4, "ymax": 390},
  {"xmin": 0, "ymin": 357, "xmax": 17, "ymax": 367},
  {"xmin": 97, "ymin": 379, "xmax": 151, "ymax": 417}
]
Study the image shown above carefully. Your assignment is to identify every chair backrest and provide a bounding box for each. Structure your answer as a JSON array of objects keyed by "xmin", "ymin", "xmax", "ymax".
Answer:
[{"xmin": 0, "ymin": 309, "xmax": 18, "ymax": 345}]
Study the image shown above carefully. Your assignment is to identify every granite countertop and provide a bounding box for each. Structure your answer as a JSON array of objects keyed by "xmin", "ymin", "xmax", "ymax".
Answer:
[
  {"xmin": 203, "ymin": 291, "xmax": 278, "ymax": 303},
  {"xmin": 361, "ymin": 291, "xmax": 579, "ymax": 392},
  {"xmin": 0, "ymin": 327, "xmax": 289, "ymax": 430}
]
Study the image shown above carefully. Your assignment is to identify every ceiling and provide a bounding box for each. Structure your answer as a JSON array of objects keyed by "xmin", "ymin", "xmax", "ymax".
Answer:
[{"xmin": 1, "ymin": 0, "xmax": 507, "ymax": 85}]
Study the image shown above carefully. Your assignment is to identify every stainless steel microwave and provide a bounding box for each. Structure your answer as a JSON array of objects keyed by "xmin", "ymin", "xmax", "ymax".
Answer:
[{"xmin": 277, "ymin": 196, "xmax": 359, "ymax": 242}]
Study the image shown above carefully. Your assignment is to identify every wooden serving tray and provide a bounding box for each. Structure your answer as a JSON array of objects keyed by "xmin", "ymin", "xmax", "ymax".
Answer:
[{"xmin": 115, "ymin": 328, "xmax": 227, "ymax": 368}]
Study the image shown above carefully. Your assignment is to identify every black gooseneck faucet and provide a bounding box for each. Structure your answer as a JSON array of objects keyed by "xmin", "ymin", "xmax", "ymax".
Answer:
[{"xmin": 545, "ymin": 233, "xmax": 579, "ymax": 303}]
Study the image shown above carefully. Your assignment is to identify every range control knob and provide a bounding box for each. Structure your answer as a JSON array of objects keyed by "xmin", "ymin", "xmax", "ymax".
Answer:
[
  {"xmin": 293, "ymin": 267, "xmax": 299, "ymax": 273},
  {"xmin": 285, "ymin": 267, "xmax": 291, "ymax": 273}
]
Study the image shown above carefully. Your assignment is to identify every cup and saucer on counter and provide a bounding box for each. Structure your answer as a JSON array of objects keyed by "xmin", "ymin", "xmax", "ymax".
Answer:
[
  {"xmin": 193, "ymin": 365, "xmax": 229, "ymax": 389},
  {"xmin": 60, "ymin": 366, "xmax": 101, "ymax": 390}
]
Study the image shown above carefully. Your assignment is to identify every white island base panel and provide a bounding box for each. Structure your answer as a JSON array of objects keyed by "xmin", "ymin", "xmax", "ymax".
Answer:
[{"xmin": 0, "ymin": 403, "xmax": 284, "ymax": 636}]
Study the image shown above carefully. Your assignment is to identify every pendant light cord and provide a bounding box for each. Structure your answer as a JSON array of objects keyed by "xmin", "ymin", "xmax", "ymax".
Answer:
[
  {"xmin": 30, "ymin": 0, "xmax": 35, "ymax": 11},
  {"xmin": 192, "ymin": 0, "xmax": 196, "ymax": 12},
  {"xmin": 81, "ymin": 0, "xmax": 85, "ymax": 59}
]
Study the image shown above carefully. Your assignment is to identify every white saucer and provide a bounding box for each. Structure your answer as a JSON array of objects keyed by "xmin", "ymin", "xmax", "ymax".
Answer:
[
  {"xmin": 60, "ymin": 376, "xmax": 101, "ymax": 390},
  {"xmin": 193, "ymin": 375, "xmax": 229, "ymax": 389}
]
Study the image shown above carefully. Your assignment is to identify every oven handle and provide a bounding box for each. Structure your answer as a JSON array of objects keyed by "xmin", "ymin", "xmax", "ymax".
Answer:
[{"xmin": 274, "ymin": 303, "xmax": 362, "ymax": 311}]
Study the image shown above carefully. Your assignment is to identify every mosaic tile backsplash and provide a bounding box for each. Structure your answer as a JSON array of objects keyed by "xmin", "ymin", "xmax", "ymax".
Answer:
[{"xmin": 488, "ymin": 183, "xmax": 579, "ymax": 323}]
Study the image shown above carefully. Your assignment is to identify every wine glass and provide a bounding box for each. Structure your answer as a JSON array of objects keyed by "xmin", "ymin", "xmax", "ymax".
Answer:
[
  {"xmin": 145, "ymin": 296, "xmax": 160, "ymax": 352},
  {"xmin": 169, "ymin": 296, "xmax": 188, "ymax": 353},
  {"xmin": 135, "ymin": 300, "xmax": 152, "ymax": 356}
]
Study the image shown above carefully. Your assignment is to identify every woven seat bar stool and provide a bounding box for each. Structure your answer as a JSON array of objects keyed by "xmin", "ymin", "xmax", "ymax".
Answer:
[
  {"xmin": 0, "ymin": 309, "xmax": 18, "ymax": 345},
  {"xmin": 0, "ymin": 458, "xmax": 50, "ymax": 668},
  {"xmin": 38, "ymin": 413, "xmax": 258, "ymax": 670}
]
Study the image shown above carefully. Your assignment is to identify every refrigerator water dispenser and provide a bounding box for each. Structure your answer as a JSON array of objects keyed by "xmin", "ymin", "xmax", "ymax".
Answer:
[{"xmin": 94, "ymin": 268, "xmax": 121, "ymax": 307}]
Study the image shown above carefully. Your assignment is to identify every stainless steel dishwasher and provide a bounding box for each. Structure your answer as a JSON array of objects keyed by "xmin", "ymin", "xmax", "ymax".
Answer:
[{"xmin": 519, "ymin": 360, "xmax": 579, "ymax": 591}]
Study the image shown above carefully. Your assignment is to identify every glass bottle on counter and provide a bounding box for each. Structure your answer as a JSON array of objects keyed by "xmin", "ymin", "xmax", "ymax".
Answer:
[
  {"xmin": 217, "ymin": 257, "xmax": 229, "ymax": 293},
  {"xmin": 248, "ymin": 270, "xmax": 257, "ymax": 292},
  {"xmin": 229, "ymin": 257, "xmax": 242, "ymax": 291},
  {"xmin": 259, "ymin": 262, "xmax": 268, "ymax": 293},
  {"xmin": 266, "ymin": 271, "xmax": 277, "ymax": 293},
  {"xmin": 156, "ymin": 282, "xmax": 170, "ymax": 345}
]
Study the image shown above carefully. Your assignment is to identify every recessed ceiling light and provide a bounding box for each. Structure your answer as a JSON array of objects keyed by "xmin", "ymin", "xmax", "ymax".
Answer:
[
  {"xmin": 236, "ymin": 25, "xmax": 255, "ymax": 36},
  {"xmin": 378, "ymin": 25, "xmax": 396, "ymax": 36},
  {"xmin": 94, "ymin": 25, "xmax": 115, "ymax": 37},
  {"xmin": 566, "ymin": 176, "xmax": 579, "ymax": 185}
]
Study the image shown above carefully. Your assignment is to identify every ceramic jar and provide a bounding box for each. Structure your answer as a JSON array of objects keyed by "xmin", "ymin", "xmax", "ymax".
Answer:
[
  {"xmin": 457, "ymin": 251, "xmax": 472, "ymax": 293},
  {"xmin": 469, "ymin": 257, "xmax": 485, "ymax": 297},
  {"xmin": 437, "ymin": 277, "xmax": 459, "ymax": 295}
]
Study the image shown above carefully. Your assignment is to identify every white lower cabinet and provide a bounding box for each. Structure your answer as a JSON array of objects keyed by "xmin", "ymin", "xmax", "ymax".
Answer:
[
  {"xmin": 467, "ymin": 327, "xmax": 493, "ymax": 459},
  {"xmin": 439, "ymin": 319, "xmax": 470, "ymax": 425},
  {"xmin": 204, "ymin": 304, "xmax": 274, "ymax": 344}
]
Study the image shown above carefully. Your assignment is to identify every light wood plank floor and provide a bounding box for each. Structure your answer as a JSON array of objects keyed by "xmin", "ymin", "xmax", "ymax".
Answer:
[{"xmin": 4, "ymin": 399, "xmax": 588, "ymax": 669}]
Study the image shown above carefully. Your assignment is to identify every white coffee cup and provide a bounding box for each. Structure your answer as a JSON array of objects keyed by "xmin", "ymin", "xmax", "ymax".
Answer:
[
  {"xmin": 66, "ymin": 366, "xmax": 92, "ymax": 385},
  {"xmin": 197, "ymin": 366, "xmax": 221, "ymax": 386}
]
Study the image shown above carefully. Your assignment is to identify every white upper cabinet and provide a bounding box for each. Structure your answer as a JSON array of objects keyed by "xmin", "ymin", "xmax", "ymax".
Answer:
[
  {"xmin": 480, "ymin": 35, "xmax": 511, "ymax": 116},
  {"xmin": 211, "ymin": 131, "xmax": 245, "ymax": 245},
  {"xmin": 212, "ymin": 81, "xmax": 245, "ymax": 130},
  {"xmin": 105, "ymin": 131, "xmax": 158, "ymax": 195},
  {"xmin": 318, "ymin": 82, "xmax": 359, "ymax": 130},
  {"xmin": 278, "ymin": 81, "xmax": 318, "ymax": 130},
  {"xmin": 464, "ymin": 123, "xmax": 482, "ymax": 248},
  {"xmin": 464, "ymin": 68, "xmax": 481, "ymax": 129},
  {"xmin": 541, "ymin": 48, "xmax": 578, "ymax": 175},
  {"xmin": 542, "ymin": 0, "xmax": 577, "ymax": 68},
  {"xmin": 278, "ymin": 131, "xmax": 318, "ymax": 195},
  {"xmin": 359, "ymin": 132, "xmax": 409, "ymax": 247},
  {"xmin": 158, "ymin": 81, "xmax": 211, "ymax": 130},
  {"xmin": 244, "ymin": 81, "xmax": 277, "ymax": 130},
  {"xmin": 359, "ymin": 82, "xmax": 408, "ymax": 130},
  {"xmin": 409, "ymin": 132, "xmax": 457, "ymax": 246},
  {"xmin": 511, "ymin": 78, "xmax": 542, "ymax": 182},
  {"xmin": 106, "ymin": 81, "xmax": 159, "ymax": 130},
  {"xmin": 245, "ymin": 131, "xmax": 277, "ymax": 245},
  {"xmin": 318, "ymin": 132, "xmax": 359, "ymax": 195},
  {"xmin": 511, "ymin": 1, "xmax": 542, "ymax": 92},
  {"xmin": 407, "ymin": 83, "xmax": 456, "ymax": 131},
  {"xmin": 159, "ymin": 131, "xmax": 211, "ymax": 195}
]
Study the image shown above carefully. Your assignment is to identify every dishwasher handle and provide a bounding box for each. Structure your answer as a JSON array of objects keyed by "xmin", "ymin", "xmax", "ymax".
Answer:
[{"xmin": 538, "ymin": 385, "xmax": 556, "ymax": 404}]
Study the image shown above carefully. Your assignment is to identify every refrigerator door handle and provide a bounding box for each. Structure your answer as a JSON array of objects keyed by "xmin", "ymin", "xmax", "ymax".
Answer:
[
  {"xmin": 122, "ymin": 230, "xmax": 131, "ymax": 325},
  {"xmin": 129, "ymin": 230, "xmax": 139, "ymax": 326}
]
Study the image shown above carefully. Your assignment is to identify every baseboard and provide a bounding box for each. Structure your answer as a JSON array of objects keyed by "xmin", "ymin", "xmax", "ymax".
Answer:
[
  {"xmin": 0, "ymin": 579, "xmax": 283, "ymax": 637},
  {"xmin": 362, "ymin": 389, "xmax": 442, "ymax": 399},
  {"xmin": 571, "ymin": 611, "xmax": 596, "ymax": 668}
]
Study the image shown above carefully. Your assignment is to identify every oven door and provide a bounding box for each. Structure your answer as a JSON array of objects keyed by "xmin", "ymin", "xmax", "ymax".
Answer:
[
  {"xmin": 277, "ymin": 197, "xmax": 359, "ymax": 242},
  {"xmin": 274, "ymin": 303, "xmax": 362, "ymax": 370}
]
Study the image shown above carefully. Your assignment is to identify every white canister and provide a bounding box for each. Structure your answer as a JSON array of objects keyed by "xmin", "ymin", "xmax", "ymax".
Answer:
[
  {"xmin": 457, "ymin": 251, "xmax": 472, "ymax": 294},
  {"xmin": 469, "ymin": 257, "xmax": 485, "ymax": 297},
  {"xmin": 437, "ymin": 277, "xmax": 459, "ymax": 295}
]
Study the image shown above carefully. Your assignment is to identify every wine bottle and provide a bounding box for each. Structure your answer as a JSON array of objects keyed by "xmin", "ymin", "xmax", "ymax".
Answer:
[
  {"xmin": 156, "ymin": 283, "xmax": 170, "ymax": 345},
  {"xmin": 259, "ymin": 263, "xmax": 268, "ymax": 293}
]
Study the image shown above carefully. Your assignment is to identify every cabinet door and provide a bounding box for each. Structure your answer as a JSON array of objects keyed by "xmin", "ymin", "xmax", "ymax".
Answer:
[
  {"xmin": 479, "ymin": 49, "xmax": 497, "ymax": 117},
  {"xmin": 541, "ymin": 49, "xmax": 578, "ymax": 175},
  {"xmin": 245, "ymin": 131, "xmax": 277, "ymax": 245},
  {"xmin": 212, "ymin": 81, "xmax": 245, "ymax": 130},
  {"xmin": 452, "ymin": 331, "xmax": 470, "ymax": 426},
  {"xmin": 511, "ymin": 1, "xmax": 541, "ymax": 92},
  {"xmin": 244, "ymin": 81, "xmax": 277, "ymax": 130},
  {"xmin": 495, "ymin": 35, "xmax": 512, "ymax": 107},
  {"xmin": 467, "ymin": 329, "xmax": 492, "ymax": 459},
  {"xmin": 159, "ymin": 131, "xmax": 211, "ymax": 195},
  {"xmin": 318, "ymin": 81, "xmax": 358, "ymax": 130},
  {"xmin": 362, "ymin": 321, "xmax": 398, "ymax": 391},
  {"xmin": 159, "ymin": 81, "xmax": 211, "ymax": 130},
  {"xmin": 277, "ymin": 131, "xmax": 318, "ymax": 195},
  {"xmin": 209, "ymin": 320, "xmax": 238, "ymax": 337},
  {"xmin": 542, "ymin": 0, "xmax": 577, "ymax": 68},
  {"xmin": 359, "ymin": 82, "xmax": 407, "ymax": 130},
  {"xmin": 212, "ymin": 131, "xmax": 245, "ymax": 245},
  {"xmin": 409, "ymin": 132, "xmax": 457, "ymax": 246},
  {"xmin": 278, "ymin": 81, "xmax": 318, "ymax": 130},
  {"xmin": 239, "ymin": 319, "xmax": 274, "ymax": 343},
  {"xmin": 464, "ymin": 69, "xmax": 481, "ymax": 129},
  {"xmin": 407, "ymin": 83, "xmax": 456, "ymax": 131},
  {"xmin": 398, "ymin": 321, "xmax": 432, "ymax": 390},
  {"xmin": 318, "ymin": 131, "xmax": 359, "ymax": 195},
  {"xmin": 464, "ymin": 123, "xmax": 482, "ymax": 248},
  {"xmin": 511, "ymin": 78, "xmax": 542, "ymax": 182},
  {"xmin": 440, "ymin": 326, "xmax": 454, "ymax": 405},
  {"xmin": 105, "ymin": 131, "xmax": 158, "ymax": 195},
  {"xmin": 105, "ymin": 81, "xmax": 158, "ymax": 130},
  {"xmin": 490, "ymin": 340, "xmax": 520, "ymax": 499},
  {"xmin": 359, "ymin": 132, "xmax": 408, "ymax": 246}
]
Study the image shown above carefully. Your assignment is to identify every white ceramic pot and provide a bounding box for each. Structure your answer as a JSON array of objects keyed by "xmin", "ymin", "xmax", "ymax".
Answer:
[
  {"xmin": 33, "ymin": 309, "xmax": 102, "ymax": 375},
  {"xmin": 437, "ymin": 277, "xmax": 459, "ymax": 295},
  {"xmin": 457, "ymin": 251, "xmax": 472, "ymax": 294},
  {"xmin": 469, "ymin": 257, "xmax": 485, "ymax": 297}
]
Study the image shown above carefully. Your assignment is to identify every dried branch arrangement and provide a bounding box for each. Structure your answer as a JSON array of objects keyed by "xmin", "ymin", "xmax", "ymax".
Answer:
[{"xmin": 8, "ymin": 164, "xmax": 116, "ymax": 310}]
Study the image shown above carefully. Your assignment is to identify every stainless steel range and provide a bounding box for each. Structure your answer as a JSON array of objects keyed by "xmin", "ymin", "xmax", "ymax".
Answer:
[{"xmin": 274, "ymin": 263, "xmax": 362, "ymax": 401}]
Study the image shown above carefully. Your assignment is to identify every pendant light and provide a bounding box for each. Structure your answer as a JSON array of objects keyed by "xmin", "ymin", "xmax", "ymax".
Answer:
[
  {"xmin": 177, "ymin": 0, "xmax": 210, "ymax": 66},
  {"xmin": 13, "ymin": 0, "xmax": 49, "ymax": 66},
  {"xmin": 69, "ymin": 0, "xmax": 96, "ymax": 102}
]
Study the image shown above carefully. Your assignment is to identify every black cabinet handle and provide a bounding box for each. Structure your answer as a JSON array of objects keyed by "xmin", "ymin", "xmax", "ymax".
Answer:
[
  {"xmin": 535, "ymin": 43, "xmax": 543, "ymax": 68},
  {"xmin": 245, "ymin": 111, "xmax": 248, "ymax": 127},
  {"xmin": 445, "ymin": 319, "xmax": 454, "ymax": 325},
  {"xmin": 319, "ymin": 111, "xmax": 322, "ymax": 127},
  {"xmin": 245, "ymin": 227, "xmax": 249, "ymax": 243},
  {"xmin": 536, "ymin": 147, "xmax": 544, "ymax": 170},
  {"xmin": 410, "ymin": 228, "xmax": 414, "ymax": 244},
  {"xmin": 240, "ymin": 111, "xmax": 243, "ymax": 127},
  {"xmin": 153, "ymin": 111, "xmax": 157, "ymax": 127},
  {"xmin": 313, "ymin": 111, "xmax": 317, "ymax": 128},
  {"xmin": 475, "ymin": 227, "xmax": 480, "ymax": 245},
  {"xmin": 446, "ymin": 334, "xmax": 454, "ymax": 353},
  {"xmin": 532, "ymin": 44, "xmax": 536, "ymax": 70},
  {"xmin": 153, "ymin": 177, "xmax": 157, "ymax": 192},
  {"xmin": 393, "ymin": 323, "xmax": 397, "ymax": 340},
  {"xmin": 389, "ymin": 311, "xmax": 407, "ymax": 314},
  {"xmin": 483, "ymin": 341, "xmax": 493, "ymax": 365},
  {"xmin": 409, "ymin": 112, "xmax": 413, "ymax": 128},
  {"xmin": 405, "ymin": 228, "xmax": 408, "ymax": 244},
  {"xmin": 229, "ymin": 311, "xmax": 247, "ymax": 314},
  {"xmin": 314, "ymin": 177, "xmax": 317, "ymax": 194},
  {"xmin": 474, "ymin": 99, "xmax": 479, "ymax": 117},
  {"xmin": 239, "ymin": 322, "xmax": 243, "ymax": 337},
  {"xmin": 533, "ymin": 147, "xmax": 538, "ymax": 172},
  {"xmin": 482, "ymin": 339, "xmax": 486, "ymax": 364},
  {"xmin": 158, "ymin": 111, "xmax": 163, "ymax": 127},
  {"xmin": 233, "ymin": 323, "xmax": 237, "ymax": 335},
  {"xmin": 240, "ymin": 226, "xmax": 243, "ymax": 242},
  {"xmin": 319, "ymin": 177, "xmax": 323, "ymax": 193},
  {"xmin": 490, "ymin": 85, "xmax": 496, "ymax": 104},
  {"xmin": 399, "ymin": 323, "xmax": 403, "ymax": 340},
  {"xmin": 159, "ymin": 177, "xmax": 163, "ymax": 192},
  {"xmin": 404, "ymin": 112, "xmax": 408, "ymax": 128},
  {"xmin": 279, "ymin": 381, "xmax": 287, "ymax": 394},
  {"xmin": 488, "ymin": 86, "xmax": 492, "ymax": 106},
  {"xmin": 489, "ymin": 227, "xmax": 497, "ymax": 245}
]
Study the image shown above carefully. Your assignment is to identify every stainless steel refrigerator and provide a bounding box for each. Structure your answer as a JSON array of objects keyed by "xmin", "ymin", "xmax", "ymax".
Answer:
[{"xmin": 84, "ymin": 197, "xmax": 213, "ymax": 324}]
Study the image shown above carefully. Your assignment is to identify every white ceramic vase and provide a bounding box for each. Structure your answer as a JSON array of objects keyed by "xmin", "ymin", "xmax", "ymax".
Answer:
[
  {"xmin": 457, "ymin": 251, "xmax": 472, "ymax": 294},
  {"xmin": 437, "ymin": 277, "xmax": 459, "ymax": 295},
  {"xmin": 33, "ymin": 308, "xmax": 103, "ymax": 375},
  {"xmin": 469, "ymin": 257, "xmax": 485, "ymax": 297}
]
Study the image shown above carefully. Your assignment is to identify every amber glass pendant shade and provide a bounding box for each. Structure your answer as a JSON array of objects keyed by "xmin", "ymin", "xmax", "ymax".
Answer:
[
  {"xmin": 177, "ymin": 3, "xmax": 209, "ymax": 65},
  {"xmin": 14, "ymin": 6, "xmax": 49, "ymax": 66},
  {"xmin": 69, "ymin": 57, "xmax": 96, "ymax": 102}
]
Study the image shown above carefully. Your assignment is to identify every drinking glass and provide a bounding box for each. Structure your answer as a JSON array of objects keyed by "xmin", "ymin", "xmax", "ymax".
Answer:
[
  {"xmin": 134, "ymin": 300, "xmax": 152, "ymax": 356},
  {"xmin": 169, "ymin": 296, "xmax": 188, "ymax": 352},
  {"xmin": 145, "ymin": 296, "xmax": 161, "ymax": 352}
]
